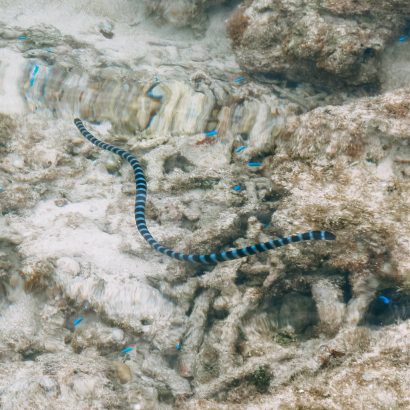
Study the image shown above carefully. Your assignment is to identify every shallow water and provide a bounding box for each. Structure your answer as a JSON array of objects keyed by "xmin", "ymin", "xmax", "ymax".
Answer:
[{"xmin": 0, "ymin": 1, "xmax": 409, "ymax": 409}]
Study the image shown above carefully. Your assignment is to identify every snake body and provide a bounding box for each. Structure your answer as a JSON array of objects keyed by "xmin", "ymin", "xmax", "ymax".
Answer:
[{"xmin": 74, "ymin": 118, "xmax": 335, "ymax": 264}]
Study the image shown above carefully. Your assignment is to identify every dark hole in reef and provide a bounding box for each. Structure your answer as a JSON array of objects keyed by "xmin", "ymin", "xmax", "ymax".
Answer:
[
  {"xmin": 235, "ymin": 269, "xmax": 268, "ymax": 287},
  {"xmin": 248, "ymin": 155, "xmax": 266, "ymax": 164},
  {"xmin": 85, "ymin": 153, "xmax": 99, "ymax": 161},
  {"xmin": 342, "ymin": 271, "xmax": 353, "ymax": 304},
  {"xmin": 205, "ymin": 305, "xmax": 230, "ymax": 331},
  {"xmin": 164, "ymin": 154, "xmax": 195, "ymax": 174},
  {"xmin": 400, "ymin": 19, "xmax": 410, "ymax": 38},
  {"xmin": 262, "ymin": 187, "xmax": 288, "ymax": 203},
  {"xmin": 21, "ymin": 349, "xmax": 43, "ymax": 361},
  {"xmin": 285, "ymin": 80, "xmax": 299, "ymax": 89},
  {"xmin": 252, "ymin": 71, "xmax": 287, "ymax": 83},
  {"xmin": 362, "ymin": 47, "xmax": 375, "ymax": 61},
  {"xmin": 361, "ymin": 288, "xmax": 410, "ymax": 327},
  {"xmin": 163, "ymin": 351, "xmax": 179, "ymax": 370},
  {"xmin": 256, "ymin": 210, "xmax": 273, "ymax": 226},
  {"xmin": 223, "ymin": 0, "xmax": 243, "ymax": 9},
  {"xmin": 213, "ymin": 308, "xmax": 229, "ymax": 321},
  {"xmin": 141, "ymin": 318, "xmax": 152, "ymax": 326},
  {"xmin": 235, "ymin": 271, "xmax": 248, "ymax": 286},
  {"xmin": 240, "ymin": 132, "xmax": 249, "ymax": 141},
  {"xmin": 245, "ymin": 367, "xmax": 271, "ymax": 393},
  {"xmin": 157, "ymin": 384, "xmax": 174, "ymax": 404}
]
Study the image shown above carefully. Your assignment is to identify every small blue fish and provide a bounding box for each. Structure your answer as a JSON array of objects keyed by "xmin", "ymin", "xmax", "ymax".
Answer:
[
  {"xmin": 232, "ymin": 185, "xmax": 241, "ymax": 191},
  {"xmin": 234, "ymin": 76, "xmax": 245, "ymax": 84},
  {"xmin": 18, "ymin": 35, "xmax": 27, "ymax": 41},
  {"xmin": 248, "ymin": 161, "xmax": 262, "ymax": 167},
  {"xmin": 73, "ymin": 317, "xmax": 84, "ymax": 327},
  {"xmin": 121, "ymin": 346, "xmax": 133, "ymax": 354},
  {"xmin": 205, "ymin": 130, "xmax": 218, "ymax": 137},
  {"xmin": 235, "ymin": 146, "xmax": 247, "ymax": 154},
  {"xmin": 29, "ymin": 64, "xmax": 39, "ymax": 88},
  {"xmin": 378, "ymin": 295, "xmax": 391, "ymax": 305},
  {"xmin": 399, "ymin": 35, "xmax": 409, "ymax": 42},
  {"xmin": 176, "ymin": 342, "xmax": 182, "ymax": 351}
]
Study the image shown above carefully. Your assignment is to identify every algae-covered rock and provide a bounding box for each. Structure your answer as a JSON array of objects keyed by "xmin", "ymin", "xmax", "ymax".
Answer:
[{"xmin": 227, "ymin": 0, "xmax": 410, "ymax": 87}]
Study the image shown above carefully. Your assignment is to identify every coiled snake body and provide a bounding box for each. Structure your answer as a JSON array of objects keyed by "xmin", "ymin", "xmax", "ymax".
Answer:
[{"xmin": 74, "ymin": 118, "xmax": 335, "ymax": 264}]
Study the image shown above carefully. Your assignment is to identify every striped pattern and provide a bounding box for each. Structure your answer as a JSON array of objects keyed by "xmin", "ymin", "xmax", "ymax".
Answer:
[{"xmin": 74, "ymin": 119, "xmax": 336, "ymax": 264}]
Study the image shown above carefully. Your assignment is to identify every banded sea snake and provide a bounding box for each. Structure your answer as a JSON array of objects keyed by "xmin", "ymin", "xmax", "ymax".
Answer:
[{"xmin": 74, "ymin": 118, "xmax": 335, "ymax": 264}]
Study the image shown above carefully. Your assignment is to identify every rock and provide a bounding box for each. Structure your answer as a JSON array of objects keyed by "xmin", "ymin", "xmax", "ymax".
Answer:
[
  {"xmin": 227, "ymin": 0, "xmax": 410, "ymax": 87},
  {"xmin": 113, "ymin": 361, "xmax": 132, "ymax": 384}
]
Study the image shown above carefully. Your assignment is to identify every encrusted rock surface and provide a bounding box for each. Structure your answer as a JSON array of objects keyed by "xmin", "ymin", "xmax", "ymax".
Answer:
[{"xmin": 227, "ymin": 0, "xmax": 410, "ymax": 87}]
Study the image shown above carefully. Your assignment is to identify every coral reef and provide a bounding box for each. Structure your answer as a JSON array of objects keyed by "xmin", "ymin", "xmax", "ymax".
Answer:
[
  {"xmin": 227, "ymin": 0, "xmax": 410, "ymax": 88},
  {"xmin": 0, "ymin": 1, "xmax": 409, "ymax": 409}
]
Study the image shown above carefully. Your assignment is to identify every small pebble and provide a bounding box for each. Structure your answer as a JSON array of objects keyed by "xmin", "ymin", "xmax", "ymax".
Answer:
[
  {"xmin": 113, "ymin": 361, "xmax": 132, "ymax": 384},
  {"xmin": 54, "ymin": 198, "xmax": 68, "ymax": 207},
  {"xmin": 99, "ymin": 21, "xmax": 114, "ymax": 39},
  {"xmin": 105, "ymin": 156, "xmax": 121, "ymax": 173}
]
